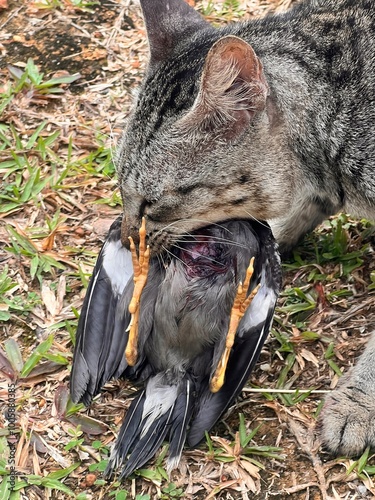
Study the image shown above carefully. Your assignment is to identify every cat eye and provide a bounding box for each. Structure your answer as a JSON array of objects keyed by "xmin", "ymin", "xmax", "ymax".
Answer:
[{"xmin": 177, "ymin": 183, "xmax": 200, "ymax": 195}]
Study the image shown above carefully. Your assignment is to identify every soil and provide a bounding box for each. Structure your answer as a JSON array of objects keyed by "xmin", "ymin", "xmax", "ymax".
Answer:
[{"xmin": 1, "ymin": 1, "xmax": 375, "ymax": 499}]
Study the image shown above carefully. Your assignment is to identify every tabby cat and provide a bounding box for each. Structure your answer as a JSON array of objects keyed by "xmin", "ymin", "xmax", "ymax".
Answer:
[{"xmin": 116, "ymin": 0, "xmax": 375, "ymax": 457}]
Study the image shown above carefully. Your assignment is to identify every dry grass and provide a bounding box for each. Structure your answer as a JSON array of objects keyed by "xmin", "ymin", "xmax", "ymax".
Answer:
[{"xmin": 0, "ymin": 1, "xmax": 375, "ymax": 499}]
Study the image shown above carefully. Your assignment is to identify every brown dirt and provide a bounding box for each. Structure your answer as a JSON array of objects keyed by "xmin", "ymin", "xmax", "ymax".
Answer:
[{"xmin": 1, "ymin": 1, "xmax": 375, "ymax": 499}]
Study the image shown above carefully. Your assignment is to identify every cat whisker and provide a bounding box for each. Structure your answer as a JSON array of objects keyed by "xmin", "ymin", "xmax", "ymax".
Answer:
[
  {"xmin": 161, "ymin": 245, "xmax": 189, "ymax": 269},
  {"xmin": 156, "ymin": 251, "xmax": 166, "ymax": 270},
  {"xmin": 153, "ymin": 220, "xmax": 186, "ymax": 239},
  {"xmin": 177, "ymin": 218, "xmax": 237, "ymax": 234},
  {"xmin": 170, "ymin": 235, "xmax": 249, "ymax": 249},
  {"xmin": 242, "ymin": 209, "xmax": 270, "ymax": 230}
]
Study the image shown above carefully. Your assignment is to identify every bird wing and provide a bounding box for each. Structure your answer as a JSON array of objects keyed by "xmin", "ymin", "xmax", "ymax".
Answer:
[
  {"xmin": 70, "ymin": 216, "xmax": 134, "ymax": 405},
  {"xmin": 187, "ymin": 224, "xmax": 281, "ymax": 447}
]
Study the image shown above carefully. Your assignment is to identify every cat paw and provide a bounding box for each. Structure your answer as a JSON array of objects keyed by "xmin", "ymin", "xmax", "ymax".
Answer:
[{"xmin": 320, "ymin": 381, "xmax": 375, "ymax": 457}]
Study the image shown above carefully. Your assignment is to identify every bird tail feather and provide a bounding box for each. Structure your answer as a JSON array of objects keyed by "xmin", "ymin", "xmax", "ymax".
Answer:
[
  {"xmin": 120, "ymin": 407, "xmax": 173, "ymax": 479},
  {"xmin": 105, "ymin": 389, "xmax": 146, "ymax": 476},
  {"xmin": 105, "ymin": 374, "xmax": 194, "ymax": 479},
  {"xmin": 167, "ymin": 378, "xmax": 193, "ymax": 474}
]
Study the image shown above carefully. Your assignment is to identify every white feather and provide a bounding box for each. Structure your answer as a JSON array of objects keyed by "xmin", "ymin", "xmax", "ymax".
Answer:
[
  {"xmin": 141, "ymin": 375, "xmax": 178, "ymax": 437},
  {"xmin": 242, "ymin": 285, "xmax": 277, "ymax": 330},
  {"xmin": 102, "ymin": 239, "xmax": 133, "ymax": 295}
]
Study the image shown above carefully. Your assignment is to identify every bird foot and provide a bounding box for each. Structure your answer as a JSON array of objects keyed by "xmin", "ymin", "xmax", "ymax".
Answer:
[
  {"xmin": 210, "ymin": 257, "xmax": 260, "ymax": 393},
  {"xmin": 125, "ymin": 217, "xmax": 150, "ymax": 366}
]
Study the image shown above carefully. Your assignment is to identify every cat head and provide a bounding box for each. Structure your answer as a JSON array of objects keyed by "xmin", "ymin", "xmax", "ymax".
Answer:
[{"xmin": 117, "ymin": 0, "xmax": 291, "ymax": 252}]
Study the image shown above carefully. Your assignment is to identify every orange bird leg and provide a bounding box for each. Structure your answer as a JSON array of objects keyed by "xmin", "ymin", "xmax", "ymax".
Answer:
[
  {"xmin": 210, "ymin": 257, "xmax": 261, "ymax": 393},
  {"xmin": 125, "ymin": 217, "xmax": 150, "ymax": 366}
]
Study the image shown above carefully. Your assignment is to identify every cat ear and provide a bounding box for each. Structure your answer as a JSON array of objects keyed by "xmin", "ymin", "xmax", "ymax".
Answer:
[
  {"xmin": 180, "ymin": 35, "xmax": 269, "ymax": 137},
  {"xmin": 139, "ymin": 0, "xmax": 208, "ymax": 66}
]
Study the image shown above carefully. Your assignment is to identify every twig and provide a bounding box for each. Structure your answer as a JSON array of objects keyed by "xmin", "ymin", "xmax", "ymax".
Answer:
[
  {"xmin": 326, "ymin": 297, "xmax": 374, "ymax": 327},
  {"xmin": 243, "ymin": 388, "xmax": 329, "ymax": 394},
  {"xmin": 0, "ymin": 5, "xmax": 23, "ymax": 30},
  {"xmin": 287, "ymin": 419, "xmax": 329, "ymax": 500}
]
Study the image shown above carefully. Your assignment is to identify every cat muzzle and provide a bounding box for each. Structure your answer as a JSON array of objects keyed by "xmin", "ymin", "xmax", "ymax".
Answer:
[{"xmin": 121, "ymin": 215, "xmax": 142, "ymax": 248}]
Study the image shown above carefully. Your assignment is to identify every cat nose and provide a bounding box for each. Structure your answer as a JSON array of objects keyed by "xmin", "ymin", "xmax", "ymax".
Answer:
[
  {"xmin": 120, "ymin": 198, "xmax": 153, "ymax": 248},
  {"xmin": 121, "ymin": 215, "xmax": 142, "ymax": 248}
]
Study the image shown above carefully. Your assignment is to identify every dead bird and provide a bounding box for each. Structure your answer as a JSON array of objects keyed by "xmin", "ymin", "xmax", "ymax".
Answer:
[{"xmin": 70, "ymin": 216, "xmax": 281, "ymax": 479}]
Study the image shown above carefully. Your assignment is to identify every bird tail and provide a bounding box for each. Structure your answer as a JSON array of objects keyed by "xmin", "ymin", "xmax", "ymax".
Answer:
[
  {"xmin": 105, "ymin": 374, "xmax": 193, "ymax": 479},
  {"xmin": 167, "ymin": 377, "xmax": 193, "ymax": 474}
]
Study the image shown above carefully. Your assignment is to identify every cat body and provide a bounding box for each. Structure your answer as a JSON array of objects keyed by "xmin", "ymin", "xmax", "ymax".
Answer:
[
  {"xmin": 116, "ymin": 0, "xmax": 375, "ymax": 458},
  {"xmin": 117, "ymin": 0, "xmax": 375, "ymax": 255}
]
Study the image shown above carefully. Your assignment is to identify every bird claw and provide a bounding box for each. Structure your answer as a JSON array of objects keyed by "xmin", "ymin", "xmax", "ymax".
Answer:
[
  {"xmin": 210, "ymin": 256, "xmax": 260, "ymax": 393},
  {"xmin": 125, "ymin": 217, "xmax": 150, "ymax": 366}
]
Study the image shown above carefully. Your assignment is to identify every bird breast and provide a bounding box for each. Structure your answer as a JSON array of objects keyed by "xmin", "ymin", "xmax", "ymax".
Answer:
[{"xmin": 146, "ymin": 238, "xmax": 237, "ymax": 371}]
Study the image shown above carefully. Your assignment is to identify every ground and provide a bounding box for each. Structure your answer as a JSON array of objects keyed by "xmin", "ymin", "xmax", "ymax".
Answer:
[{"xmin": 0, "ymin": 1, "xmax": 374, "ymax": 499}]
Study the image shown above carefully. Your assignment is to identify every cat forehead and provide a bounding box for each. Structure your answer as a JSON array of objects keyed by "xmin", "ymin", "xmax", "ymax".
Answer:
[
  {"xmin": 123, "ymin": 71, "xmax": 198, "ymax": 150},
  {"xmin": 128, "ymin": 28, "xmax": 225, "ymax": 128},
  {"xmin": 135, "ymin": 53, "xmax": 204, "ymax": 115}
]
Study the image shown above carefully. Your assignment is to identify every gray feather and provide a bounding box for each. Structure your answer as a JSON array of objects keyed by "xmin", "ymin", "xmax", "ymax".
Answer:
[{"xmin": 70, "ymin": 216, "xmax": 281, "ymax": 479}]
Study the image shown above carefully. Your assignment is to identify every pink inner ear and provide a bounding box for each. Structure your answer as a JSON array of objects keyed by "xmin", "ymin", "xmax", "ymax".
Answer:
[
  {"xmin": 204, "ymin": 36, "xmax": 265, "ymax": 88},
  {"xmin": 218, "ymin": 42, "xmax": 262, "ymax": 82},
  {"xmin": 176, "ymin": 35, "xmax": 268, "ymax": 135},
  {"xmin": 198, "ymin": 36, "xmax": 269, "ymax": 108}
]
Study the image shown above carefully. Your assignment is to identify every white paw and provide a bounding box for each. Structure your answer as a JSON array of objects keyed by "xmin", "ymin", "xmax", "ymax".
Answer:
[{"xmin": 320, "ymin": 378, "xmax": 375, "ymax": 457}]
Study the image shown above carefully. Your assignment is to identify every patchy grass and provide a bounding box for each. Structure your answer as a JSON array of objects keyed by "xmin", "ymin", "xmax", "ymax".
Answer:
[{"xmin": 0, "ymin": 0, "xmax": 374, "ymax": 499}]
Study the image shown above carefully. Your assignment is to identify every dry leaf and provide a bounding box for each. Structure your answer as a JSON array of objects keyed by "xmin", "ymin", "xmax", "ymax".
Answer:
[
  {"xmin": 57, "ymin": 275, "xmax": 66, "ymax": 313},
  {"xmin": 42, "ymin": 283, "xmax": 58, "ymax": 317},
  {"xmin": 16, "ymin": 431, "xmax": 29, "ymax": 468},
  {"xmin": 295, "ymin": 353, "xmax": 306, "ymax": 370},
  {"xmin": 300, "ymin": 348, "xmax": 319, "ymax": 367},
  {"xmin": 211, "ymin": 436, "xmax": 233, "ymax": 455},
  {"xmin": 32, "ymin": 443, "xmax": 42, "ymax": 476},
  {"xmin": 205, "ymin": 479, "xmax": 239, "ymax": 499},
  {"xmin": 36, "ymin": 433, "xmax": 71, "ymax": 468},
  {"xmin": 239, "ymin": 459, "xmax": 260, "ymax": 478},
  {"xmin": 41, "ymin": 230, "xmax": 56, "ymax": 251},
  {"xmin": 362, "ymin": 476, "xmax": 375, "ymax": 495}
]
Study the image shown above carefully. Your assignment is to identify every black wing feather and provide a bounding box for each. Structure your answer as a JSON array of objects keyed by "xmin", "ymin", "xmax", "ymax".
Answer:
[
  {"xmin": 70, "ymin": 217, "xmax": 133, "ymax": 405},
  {"xmin": 70, "ymin": 216, "xmax": 282, "ymax": 477}
]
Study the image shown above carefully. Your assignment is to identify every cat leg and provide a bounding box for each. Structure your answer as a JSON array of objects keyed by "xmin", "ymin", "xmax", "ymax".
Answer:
[
  {"xmin": 319, "ymin": 330, "xmax": 375, "ymax": 456},
  {"xmin": 126, "ymin": 217, "xmax": 150, "ymax": 366},
  {"xmin": 210, "ymin": 257, "xmax": 260, "ymax": 393}
]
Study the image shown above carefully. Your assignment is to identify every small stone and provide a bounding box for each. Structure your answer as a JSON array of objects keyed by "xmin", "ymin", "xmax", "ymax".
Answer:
[
  {"xmin": 85, "ymin": 473, "xmax": 96, "ymax": 487},
  {"xmin": 260, "ymin": 363, "xmax": 271, "ymax": 372}
]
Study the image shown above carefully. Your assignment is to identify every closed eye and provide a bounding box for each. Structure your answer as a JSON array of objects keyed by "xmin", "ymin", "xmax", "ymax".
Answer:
[{"xmin": 177, "ymin": 184, "xmax": 202, "ymax": 195}]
